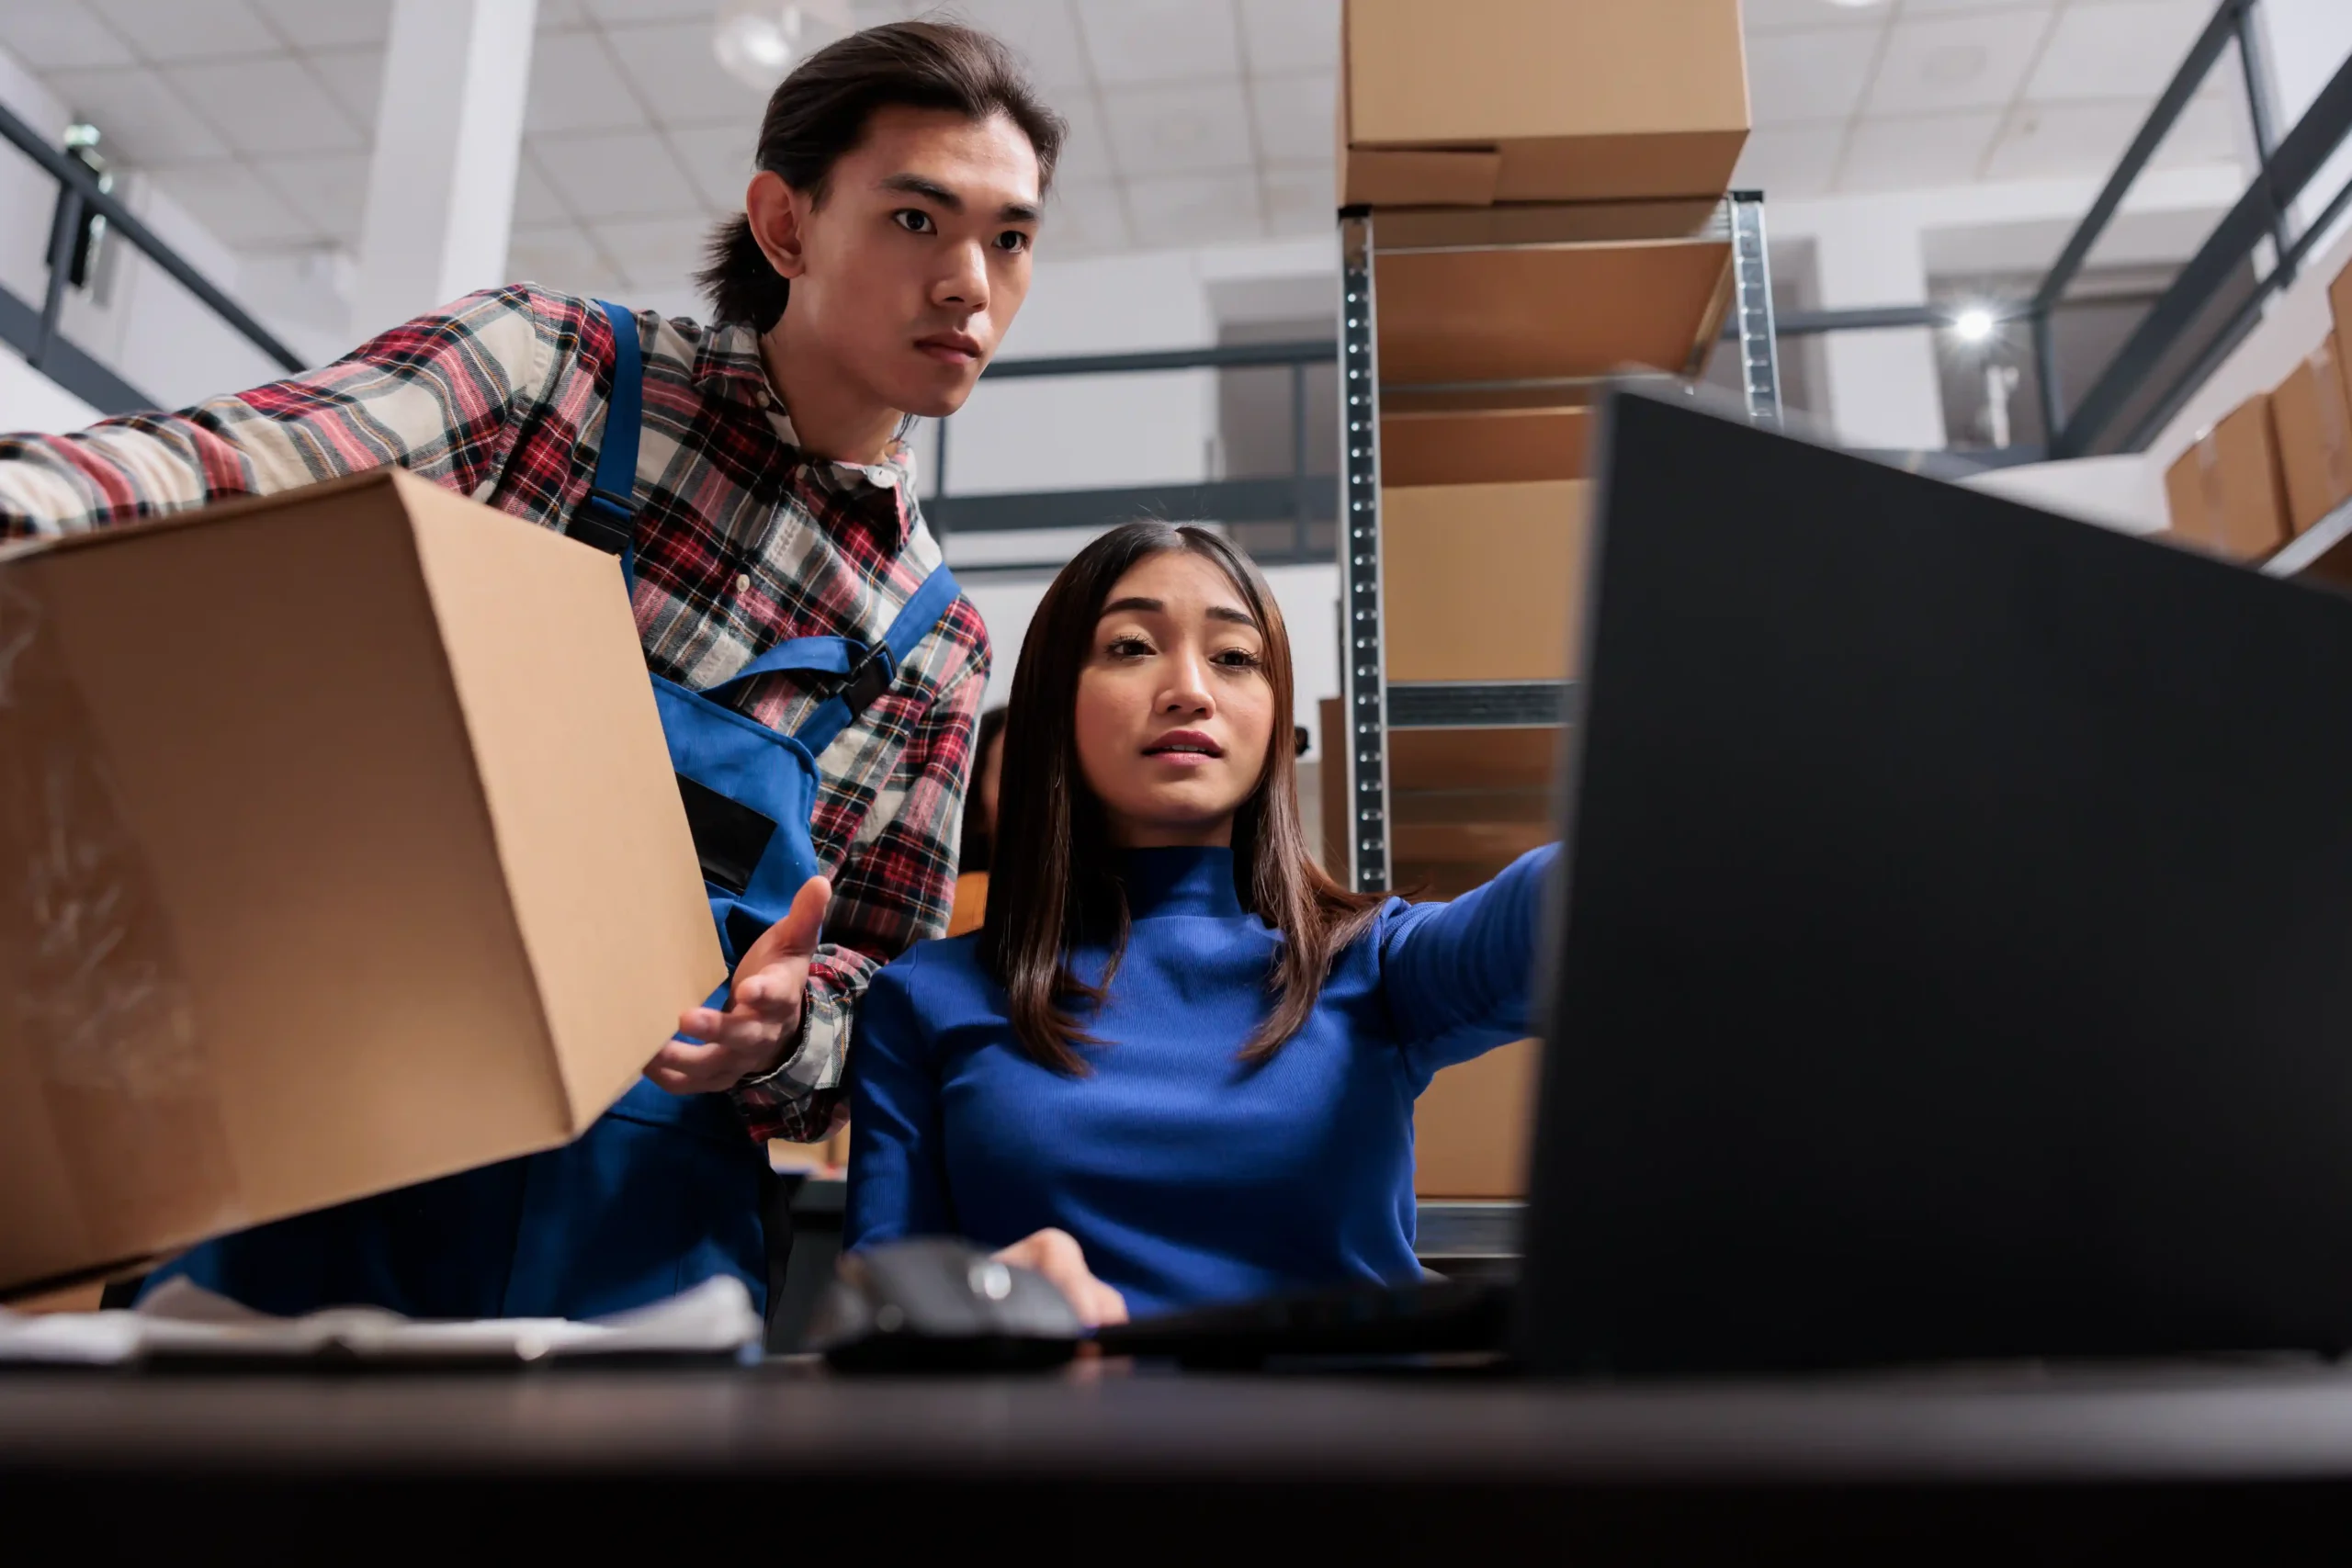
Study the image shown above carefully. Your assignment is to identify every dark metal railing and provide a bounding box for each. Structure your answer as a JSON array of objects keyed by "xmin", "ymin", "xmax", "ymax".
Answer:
[
  {"xmin": 2041, "ymin": 0, "xmax": 2352, "ymax": 456},
  {"xmin": 0, "ymin": 94, "xmax": 305, "ymax": 415}
]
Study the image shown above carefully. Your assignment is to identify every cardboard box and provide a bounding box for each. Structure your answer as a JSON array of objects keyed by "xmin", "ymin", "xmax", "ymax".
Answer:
[
  {"xmin": 0, "ymin": 469, "xmax": 724, "ymax": 1298},
  {"xmin": 1339, "ymin": 0, "xmax": 1749, "ymax": 208},
  {"xmin": 1384, "ymin": 480, "xmax": 1589, "ymax": 682},
  {"xmin": 1415, "ymin": 1039, "xmax": 1540, "ymax": 1199},
  {"xmin": 1382, "ymin": 398, "xmax": 1592, "ymax": 488},
  {"xmin": 1374, "ymin": 238, "xmax": 1733, "ymax": 388},
  {"xmin": 2330, "ymin": 256, "xmax": 2352, "ymax": 363},
  {"xmin": 2163, "ymin": 396, "xmax": 2291, "ymax": 560},
  {"xmin": 2270, "ymin": 335, "xmax": 2352, "ymax": 535}
]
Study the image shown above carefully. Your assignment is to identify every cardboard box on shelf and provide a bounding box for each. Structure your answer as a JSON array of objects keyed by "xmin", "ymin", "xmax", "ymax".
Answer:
[
  {"xmin": 1383, "ymin": 480, "xmax": 1590, "ymax": 682},
  {"xmin": 1339, "ymin": 0, "xmax": 1749, "ymax": 208},
  {"xmin": 2270, "ymin": 335, "xmax": 2352, "ymax": 535},
  {"xmin": 2162, "ymin": 396, "xmax": 2291, "ymax": 560},
  {"xmin": 0, "ymin": 469, "xmax": 723, "ymax": 1300},
  {"xmin": 1381, "ymin": 396, "xmax": 1593, "ymax": 488},
  {"xmin": 1415, "ymin": 1039, "xmax": 1540, "ymax": 1199},
  {"xmin": 1374, "ymin": 238, "xmax": 1733, "ymax": 389}
]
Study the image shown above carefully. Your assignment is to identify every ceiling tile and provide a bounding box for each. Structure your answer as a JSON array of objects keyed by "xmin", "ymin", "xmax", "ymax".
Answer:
[
  {"xmin": 306, "ymin": 48, "xmax": 385, "ymax": 131},
  {"xmin": 144, "ymin": 160, "xmax": 316, "ymax": 247},
  {"xmin": 952, "ymin": 0, "xmax": 1091, "ymax": 91},
  {"xmin": 605, "ymin": 20, "xmax": 775, "ymax": 129},
  {"xmin": 583, "ymin": 0, "xmax": 721, "ymax": 19},
  {"xmin": 2024, "ymin": 0, "xmax": 2214, "ymax": 104},
  {"xmin": 1041, "ymin": 180, "xmax": 1132, "ymax": 255},
  {"xmin": 513, "ymin": 149, "xmax": 574, "ymax": 224},
  {"xmin": 1124, "ymin": 170, "xmax": 1266, "ymax": 250},
  {"xmin": 1863, "ymin": 10, "xmax": 2055, "ymax": 116},
  {"xmin": 44, "ymin": 66, "xmax": 231, "ymax": 165},
  {"xmin": 169, "ymin": 57, "xmax": 367, "ymax": 155},
  {"xmin": 592, "ymin": 213, "xmax": 714, "ymax": 292},
  {"xmin": 1743, "ymin": 0, "xmax": 1898, "ymax": 31},
  {"xmin": 0, "ymin": 1, "xmax": 136, "ymax": 70},
  {"xmin": 526, "ymin": 30, "xmax": 650, "ymax": 135},
  {"xmin": 1049, "ymin": 93, "xmax": 1115, "ymax": 185},
  {"xmin": 1076, "ymin": 0, "xmax": 1242, "ymax": 85},
  {"xmin": 531, "ymin": 130, "xmax": 702, "ymax": 219},
  {"xmin": 506, "ymin": 219, "xmax": 622, "ymax": 293},
  {"xmin": 1747, "ymin": 27, "xmax": 1885, "ymax": 128},
  {"xmin": 1261, "ymin": 159, "xmax": 1334, "ymax": 237},
  {"xmin": 1250, "ymin": 72, "xmax": 1335, "ymax": 164},
  {"xmin": 1982, "ymin": 99, "xmax": 2141, "ymax": 182},
  {"xmin": 663, "ymin": 122, "xmax": 759, "ymax": 210},
  {"xmin": 90, "ymin": 0, "xmax": 280, "ymax": 62},
  {"xmin": 1238, "ymin": 0, "xmax": 1338, "ymax": 73},
  {"xmin": 249, "ymin": 0, "xmax": 390, "ymax": 50},
  {"xmin": 2149, "ymin": 92, "xmax": 2252, "ymax": 171},
  {"xmin": 1732, "ymin": 123, "xmax": 1847, "ymax": 200},
  {"xmin": 252, "ymin": 150, "xmax": 372, "ymax": 241},
  {"xmin": 1102, "ymin": 79, "xmax": 1257, "ymax": 176},
  {"xmin": 1838, "ymin": 109, "xmax": 2004, "ymax": 191}
]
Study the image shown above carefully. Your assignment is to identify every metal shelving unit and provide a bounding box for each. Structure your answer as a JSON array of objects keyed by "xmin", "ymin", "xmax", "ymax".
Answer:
[{"xmin": 1338, "ymin": 193, "xmax": 1784, "ymax": 894}]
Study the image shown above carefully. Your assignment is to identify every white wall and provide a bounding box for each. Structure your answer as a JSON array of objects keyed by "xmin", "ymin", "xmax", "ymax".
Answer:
[{"xmin": 0, "ymin": 346, "xmax": 97, "ymax": 433}]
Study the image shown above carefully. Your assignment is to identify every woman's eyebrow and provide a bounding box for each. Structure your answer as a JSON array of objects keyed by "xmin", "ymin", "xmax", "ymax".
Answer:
[{"xmin": 1100, "ymin": 596, "xmax": 1163, "ymax": 616}]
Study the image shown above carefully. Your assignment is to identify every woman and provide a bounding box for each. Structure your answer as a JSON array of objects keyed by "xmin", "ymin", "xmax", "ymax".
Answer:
[
  {"xmin": 947, "ymin": 705, "xmax": 1010, "ymax": 937},
  {"xmin": 845, "ymin": 522, "xmax": 1555, "ymax": 1323}
]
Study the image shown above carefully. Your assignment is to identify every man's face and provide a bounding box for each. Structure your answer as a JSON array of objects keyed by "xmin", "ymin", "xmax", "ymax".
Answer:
[{"xmin": 764, "ymin": 105, "xmax": 1042, "ymax": 419}]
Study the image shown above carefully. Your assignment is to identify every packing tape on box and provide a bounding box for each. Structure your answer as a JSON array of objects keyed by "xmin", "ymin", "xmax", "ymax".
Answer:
[{"xmin": 0, "ymin": 568, "xmax": 243, "ymax": 1292}]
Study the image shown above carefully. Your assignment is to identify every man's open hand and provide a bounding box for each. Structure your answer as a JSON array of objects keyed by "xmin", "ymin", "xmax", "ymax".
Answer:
[{"xmin": 645, "ymin": 875, "xmax": 831, "ymax": 1095}]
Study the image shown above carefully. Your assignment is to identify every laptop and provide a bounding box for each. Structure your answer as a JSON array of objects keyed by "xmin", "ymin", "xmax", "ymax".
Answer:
[{"xmin": 1107, "ymin": 382, "xmax": 2352, "ymax": 1376}]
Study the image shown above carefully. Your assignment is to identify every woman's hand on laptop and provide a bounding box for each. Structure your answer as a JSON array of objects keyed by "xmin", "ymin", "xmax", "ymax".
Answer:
[
  {"xmin": 648, "ymin": 876, "xmax": 831, "ymax": 1094},
  {"xmin": 994, "ymin": 1227, "xmax": 1128, "ymax": 1327}
]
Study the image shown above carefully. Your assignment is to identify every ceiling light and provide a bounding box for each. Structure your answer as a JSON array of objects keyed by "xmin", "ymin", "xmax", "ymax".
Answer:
[
  {"xmin": 1824, "ymin": 0, "xmax": 1888, "ymax": 8},
  {"xmin": 1952, "ymin": 308, "xmax": 1996, "ymax": 344},
  {"xmin": 713, "ymin": 0, "xmax": 856, "ymax": 91}
]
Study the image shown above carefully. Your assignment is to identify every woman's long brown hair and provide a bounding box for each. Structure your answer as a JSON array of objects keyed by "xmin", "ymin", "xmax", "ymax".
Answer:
[{"xmin": 978, "ymin": 522, "xmax": 1385, "ymax": 1075}]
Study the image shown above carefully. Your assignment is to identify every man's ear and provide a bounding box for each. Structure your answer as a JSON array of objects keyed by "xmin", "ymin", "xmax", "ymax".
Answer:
[{"xmin": 744, "ymin": 171, "xmax": 809, "ymax": 281}]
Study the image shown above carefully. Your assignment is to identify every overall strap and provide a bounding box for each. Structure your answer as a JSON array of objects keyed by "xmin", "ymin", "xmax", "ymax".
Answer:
[
  {"xmin": 571, "ymin": 299, "xmax": 644, "ymax": 565},
  {"xmin": 791, "ymin": 562, "xmax": 963, "ymax": 755}
]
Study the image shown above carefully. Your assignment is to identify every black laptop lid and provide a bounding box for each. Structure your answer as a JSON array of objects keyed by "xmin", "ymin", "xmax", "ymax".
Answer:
[{"xmin": 1516, "ymin": 386, "xmax": 2352, "ymax": 1376}]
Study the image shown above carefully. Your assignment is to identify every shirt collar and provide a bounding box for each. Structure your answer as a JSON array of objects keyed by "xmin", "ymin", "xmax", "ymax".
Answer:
[{"xmin": 697, "ymin": 319, "xmax": 922, "ymax": 545}]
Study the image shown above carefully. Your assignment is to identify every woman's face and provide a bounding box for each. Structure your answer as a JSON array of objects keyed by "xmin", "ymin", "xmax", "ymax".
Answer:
[{"xmin": 1073, "ymin": 549, "xmax": 1276, "ymax": 849}]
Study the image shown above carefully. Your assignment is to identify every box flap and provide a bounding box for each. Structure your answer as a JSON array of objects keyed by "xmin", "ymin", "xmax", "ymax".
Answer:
[
  {"xmin": 1382, "ymin": 402, "xmax": 1592, "ymax": 487},
  {"xmin": 1340, "ymin": 146, "xmax": 1503, "ymax": 209},
  {"xmin": 400, "ymin": 472, "xmax": 724, "ymax": 1134}
]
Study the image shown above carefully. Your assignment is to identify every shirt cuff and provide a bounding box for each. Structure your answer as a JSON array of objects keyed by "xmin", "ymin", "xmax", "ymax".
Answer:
[{"xmin": 729, "ymin": 973, "xmax": 853, "ymax": 1144}]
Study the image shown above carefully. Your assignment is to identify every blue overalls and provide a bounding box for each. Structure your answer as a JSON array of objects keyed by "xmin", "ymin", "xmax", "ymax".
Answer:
[{"xmin": 146, "ymin": 300, "xmax": 962, "ymax": 1322}]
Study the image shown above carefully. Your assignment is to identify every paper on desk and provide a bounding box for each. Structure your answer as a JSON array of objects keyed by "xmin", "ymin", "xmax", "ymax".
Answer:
[{"xmin": 0, "ymin": 1275, "xmax": 761, "ymax": 1366}]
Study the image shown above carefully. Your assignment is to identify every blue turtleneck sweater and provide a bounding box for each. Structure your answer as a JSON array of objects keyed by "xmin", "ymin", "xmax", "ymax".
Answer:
[{"xmin": 844, "ymin": 842, "xmax": 1557, "ymax": 1317}]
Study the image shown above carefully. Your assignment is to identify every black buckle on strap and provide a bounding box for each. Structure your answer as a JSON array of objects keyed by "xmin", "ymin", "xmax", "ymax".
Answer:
[
  {"xmin": 571, "ymin": 491, "xmax": 634, "ymax": 556},
  {"xmin": 837, "ymin": 648, "xmax": 897, "ymax": 720}
]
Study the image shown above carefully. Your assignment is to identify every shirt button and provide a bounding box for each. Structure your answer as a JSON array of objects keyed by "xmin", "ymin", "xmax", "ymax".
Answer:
[
  {"xmin": 736, "ymin": 572, "xmax": 752, "ymax": 593},
  {"xmin": 755, "ymin": 389, "xmax": 774, "ymax": 409}
]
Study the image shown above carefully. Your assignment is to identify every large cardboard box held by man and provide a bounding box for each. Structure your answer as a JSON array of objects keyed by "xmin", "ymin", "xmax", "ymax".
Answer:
[
  {"xmin": 0, "ymin": 469, "xmax": 723, "ymax": 1298},
  {"xmin": 1339, "ymin": 0, "xmax": 1750, "ymax": 207}
]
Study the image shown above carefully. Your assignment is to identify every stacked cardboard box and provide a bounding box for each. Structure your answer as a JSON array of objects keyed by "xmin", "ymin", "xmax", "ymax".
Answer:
[
  {"xmin": 2163, "ymin": 257, "xmax": 2352, "ymax": 558},
  {"xmin": 1336, "ymin": 0, "xmax": 1750, "ymax": 1199}
]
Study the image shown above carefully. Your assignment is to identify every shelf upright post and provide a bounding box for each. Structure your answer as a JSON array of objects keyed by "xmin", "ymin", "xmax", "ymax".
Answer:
[
  {"xmin": 1338, "ymin": 208, "xmax": 1391, "ymax": 896},
  {"xmin": 1728, "ymin": 191, "xmax": 1783, "ymax": 425}
]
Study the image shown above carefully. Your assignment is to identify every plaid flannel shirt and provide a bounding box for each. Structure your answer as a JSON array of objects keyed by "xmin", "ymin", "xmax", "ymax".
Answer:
[{"xmin": 0, "ymin": 283, "xmax": 989, "ymax": 1143}]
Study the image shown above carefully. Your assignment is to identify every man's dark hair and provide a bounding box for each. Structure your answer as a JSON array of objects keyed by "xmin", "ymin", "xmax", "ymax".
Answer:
[{"xmin": 698, "ymin": 19, "xmax": 1066, "ymax": 332}]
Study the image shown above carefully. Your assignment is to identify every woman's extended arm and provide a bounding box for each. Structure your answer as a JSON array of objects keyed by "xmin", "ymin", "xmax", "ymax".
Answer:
[{"xmin": 1380, "ymin": 842, "xmax": 1562, "ymax": 1079}]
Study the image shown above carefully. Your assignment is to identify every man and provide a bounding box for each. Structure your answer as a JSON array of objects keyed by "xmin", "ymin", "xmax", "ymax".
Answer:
[{"xmin": 0, "ymin": 21, "xmax": 1059, "ymax": 1322}]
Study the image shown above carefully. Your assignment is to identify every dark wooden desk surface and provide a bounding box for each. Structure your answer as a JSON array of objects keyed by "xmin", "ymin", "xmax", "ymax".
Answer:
[{"xmin": 10, "ymin": 1359, "xmax": 2352, "ymax": 1557}]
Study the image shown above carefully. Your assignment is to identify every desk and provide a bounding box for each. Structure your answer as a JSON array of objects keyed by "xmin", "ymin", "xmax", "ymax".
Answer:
[{"xmin": 8, "ymin": 1359, "xmax": 2352, "ymax": 1556}]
